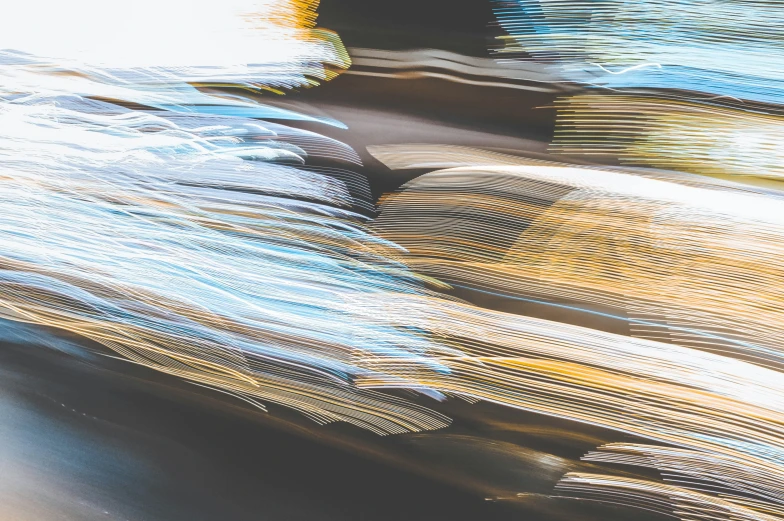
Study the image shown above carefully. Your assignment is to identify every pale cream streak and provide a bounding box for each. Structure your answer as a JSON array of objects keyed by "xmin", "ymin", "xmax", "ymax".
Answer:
[
  {"xmin": 366, "ymin": 143, "xmax": 784, "ymax": 196},
  {"xmin": 580, "ymin": 444, "xmax": 784, "ymax": 511},
  {"xmin": 367, "ymin": 144, "xmax": 559, "ymax": 170},
  {"xmin": 0, "ymin": 0, "xmax": 350, "ymax": 117},
  {"xmin": 552, "ymin": 95, "xmax": 784, "ymax": 183},
  {"xmin": 374, "ymin": 163, "xmax": 784, "ymax": 368},
  {"xmin": 0, "ymin": 0, "xmax": 344, "ymax": 71},
  {"xmin": 557, "ymin": 473, "xmax": 781, "ymax": 521}
]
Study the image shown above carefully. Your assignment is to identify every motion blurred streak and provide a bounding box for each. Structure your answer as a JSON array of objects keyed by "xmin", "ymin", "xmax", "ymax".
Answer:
[
  {"xmin": 372, "ymin": 159, "xmax": 784, "ymax": 369},
  {"xmin": 556, "ymin": 473, "xmax": 783, "ymax": 521},
  {"xmin": 344, "ymin": 48, "xmax": 565, "ymax": 93},
  {"xmin": 0, "ymin": 92, "xmax": 472, "ymax": 433},
  {"xmin": 367, "ymin": 143, "xmax": 560, "ymax": 169},
  {"xmin": 367, "ymin": 142, "xmax": 784, "ymax": 204},
  {"xmin": 369, "ymin": 154, "xmax": 784, "ymax": 520},
  {"xmin": 493, "ymin": 0, "xmax": 784, "ymax": 105},
  {"xmin": 0, "ymin": 0, "xmax": 350, "ymax": 124},
  {"xmin": 0, "ymin": 0, "xmax": 464, "ymax": 436},
  {"xmin": 3, "ymin": 4, "xmax": 784, "ymax": 521},
  {"xmin": 549, "ymin": 95, "xmax": 784, "ymax": 184},
  {"xmin": 578, "ymin": 444, "xmax": 784, "ymax": 511},
  {"xmin": 486, "ymin": 1, "xmax": 784, "ymax": 517},
  {"xmin": 353, "ymin": 292, "xmax": 784, "ymax": 521},
  {"xmin": 492, "ymin": 0, "xmax": 784, "ymax": 184}
]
